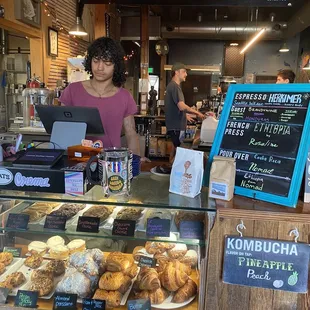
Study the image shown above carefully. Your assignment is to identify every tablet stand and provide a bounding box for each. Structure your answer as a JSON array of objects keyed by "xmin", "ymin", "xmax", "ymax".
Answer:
[{"xmin": 50, "ymin": 121, "xmax": 87, "ymax": 150}]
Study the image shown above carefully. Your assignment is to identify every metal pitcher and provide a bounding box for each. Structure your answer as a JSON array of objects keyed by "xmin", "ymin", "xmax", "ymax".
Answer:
[{"xmin": 86, "ymin": 148, "xmax": 132, "ymax": 197}]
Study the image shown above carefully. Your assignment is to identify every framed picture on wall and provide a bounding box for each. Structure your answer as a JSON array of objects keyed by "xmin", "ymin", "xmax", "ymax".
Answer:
[
  {"xmin": 14, "ymin": 0, "xmax": 41, "ymax": 28},
  {"xmin": 48, "ymin": 27, "xmax": 58, "ymax": 57}
]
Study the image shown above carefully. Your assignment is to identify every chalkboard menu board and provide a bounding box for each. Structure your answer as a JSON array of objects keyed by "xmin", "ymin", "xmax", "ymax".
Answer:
[{"xmin": 206, "ymin": 84, "xmax": 310, "ymax": 207}]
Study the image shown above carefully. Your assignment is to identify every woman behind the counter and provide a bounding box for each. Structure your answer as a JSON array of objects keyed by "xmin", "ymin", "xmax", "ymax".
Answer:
[{"xmin": 59, "ymin": 37, "xmax": 140, "ymax": 155}]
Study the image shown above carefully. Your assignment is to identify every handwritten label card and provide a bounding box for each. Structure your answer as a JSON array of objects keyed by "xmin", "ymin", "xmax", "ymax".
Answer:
[
  {"xmin": 77, "ymin": 216, "xmax": 100, "ymax": 233},
  {"xmin": 179, "ymin": 221, "xmax": 204, "ymax": 239},
  {"xmin": 44, "ymin": 215, "xmax": 67, "ymax": 231},
  {"xmin": 146, "ymin": 218, "xmax": 170, "ymax": 238},
  {"xmin": 6, "ymin": 213, "xmax": 29, "ymax": 230},
  {"xmin": 112, "ymin": 219, "xmax": 136, "ymax": 237},
  {"xmin": 3, "ymin": 247, "xmax": 22, "ymax": 258},
  {"xmin": 53, "ymin": 293, "xmax": 77, "ymax": 310},
  {"xmin": 223, "ymin": 236, "xmax": 310, "ymax": 293},
  {"xmin": 138, "ymin": 256, "xmax": 156, "ymax": 268},
  {"xmin": 82, "ymin": 298, "xmax": 105, "ymax": 310},
  {"xmin": 127, "ymin": 299, "xmax": 151, "ymax": 310},
  {"xmin": 15, "ymin": 290, "xmax": 38, "ymax": 308}
]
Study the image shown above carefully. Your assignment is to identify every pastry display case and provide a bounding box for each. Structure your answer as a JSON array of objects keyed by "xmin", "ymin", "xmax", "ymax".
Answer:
[{"xmin": 0, "ymin": 174, "xmax": 216, "ymax": 309}]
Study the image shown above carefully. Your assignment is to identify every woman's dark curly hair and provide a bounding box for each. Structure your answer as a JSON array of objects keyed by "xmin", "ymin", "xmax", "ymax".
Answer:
[{"xmin": 84, "ymin": 37, "xmax": 126, "ymax": 87}]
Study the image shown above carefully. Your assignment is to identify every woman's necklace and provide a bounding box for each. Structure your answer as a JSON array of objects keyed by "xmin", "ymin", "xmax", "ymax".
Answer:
[{"xmin": 90, "ymin": 80, "xmax": 115, "ymax": 98}]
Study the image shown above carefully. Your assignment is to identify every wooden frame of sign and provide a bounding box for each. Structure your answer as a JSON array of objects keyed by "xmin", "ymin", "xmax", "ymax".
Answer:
[{"xmin": 205, "ymin": 84, "xmax": 310, "ymax": 208}]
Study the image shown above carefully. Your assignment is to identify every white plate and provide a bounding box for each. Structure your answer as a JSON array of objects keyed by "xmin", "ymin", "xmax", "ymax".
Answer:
[
  {"xmin": 152, "ymin": 294, "xmax": 196, "ymax": 309},
  {"xmin": 0, "ymin": 258, "xmax": 25, "ymax": 281},
  {"xmin": 150, "ymin": 167, "xmax": 170, "ymax": 178}
]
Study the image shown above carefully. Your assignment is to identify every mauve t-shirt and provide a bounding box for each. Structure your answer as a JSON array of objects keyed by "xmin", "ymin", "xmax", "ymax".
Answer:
[{"xmin": 59, "ymin": 81, "xmax": 137, "ymax": 148}]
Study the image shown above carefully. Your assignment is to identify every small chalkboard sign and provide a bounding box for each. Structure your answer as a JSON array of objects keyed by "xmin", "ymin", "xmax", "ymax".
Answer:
[
  {"xmin": 206, "ymin": 84, "xmax": 310, "ymax": 207},
  {"xmin": 53, "ymin": 293, "xmax": 77, "ymax": 310},
  {"xmin": 146, "ymin": 218, "xmax": 170, "ymax": 238},
  {"xmin": 15, "ymin": 290, "xmax": 38, "ymax": 308},
  {"xmin": 6, "ymin": 213, "xmax": 29, "ymax": 230},
  {"xmin": 77, "ymin": 216, "xmax": 100, "ymax": 233},
  {"xmin": 0, "ymin": 288, "xmax": 9, "ymax": 304},
  {"xmin": 127, "ymin": 298, "xmax": 151, "ymax": 310},
  {"xmin": 223, "ymin": 236, "xmax": 310, "ymax": 293},
  {"xmin": 112, "ymin": 219, "xmax": 136, "ymax": 237},
  {"xmin": 138, "ymin": 256, "xmax": 156, "ymax": 268},
  {"xmin": 82, "ymin": 298, "xmax": 105, "ymax": 310},
  {"xmin": 179, "ymin": 221, "xmax": 204, "ymax": 239},
  {"xmin": 44, "ymin": 215, "xmax": 67, "ymax": 231},
  {"xmin": 3, "ymin": 247, "xmax": 22, "ymax": 258}
]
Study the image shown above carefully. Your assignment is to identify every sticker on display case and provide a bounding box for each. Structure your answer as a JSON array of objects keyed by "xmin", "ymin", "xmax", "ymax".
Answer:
[
  {"xmin": 222, "ymin": 236, "xmax": 310, "ymax": 293},
  {"xmin": 82, "ymin": 298, "xmax": 105, "ymax": 310},
  {"xmin": 179, "ymin": 220, "xmax": 204, "ymax": 240},
  {"xmin": 77, "ymin": 216, "xmax": 100, "ymax": 233},
  {"xmin": 6, "ymin": 213, "xmax": 29, "ymax": 230},
  {"xmin": 53, "ymin": 293, "xmax": 77, "ymax": 310},
  {"xmin": 44, "ymin": 215, "xmax": 67, "ymax": 231},
  {"xmin": 15, "ymin": 290, "xmax": 38, "ymax": 308},
  {"xmin": 3, "ymin": 247, "xmax": 22, "ymax": 257},
  {"xmin": 205, "ymin": 84, "xmax": 310, "ymax": 208},
  {"xmin": 146, "ymin": 218, "xmax": 170, "ymax": 238},
  {"xmin": 112, "ymin": 219, "xmax": 136, "ymax": 237},
  {"xmin": 127, "ymin": 298, "xmax": 151, "ymax": 310}
]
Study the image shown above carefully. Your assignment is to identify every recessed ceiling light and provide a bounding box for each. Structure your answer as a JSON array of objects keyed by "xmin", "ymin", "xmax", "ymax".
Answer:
[{"xmin": 230, "ymin": 43, "xmax": 239, "ymax": 46}]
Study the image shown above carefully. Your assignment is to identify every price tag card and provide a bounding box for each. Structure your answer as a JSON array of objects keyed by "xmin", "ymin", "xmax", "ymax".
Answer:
[
  {"xmin": 15, "ymin": 290, "xmax": 38, "ymax": 308},
  {"xmin": 0, "ymin": 288, "xmax": 9, "ymax": 304},
  {"xmin": 138, "ymin": 256, "xmax": 156, "ymax": 268},
  {"xmin": 77, "ymin": 216, "xmax": 100, "ymax": 233},
  {"xmin": 3, "ymin": 247, "xmax": 22, "ymax": 258},
  {"xmin": 127, "ymin": 299, "xmax": 151, "ymax": 310},
  {"xmin": 82, "ymin": 298, "xmax": 105, "ymax": 310},
  {"xmin": 112, "ymin": 219, "xmax": 136, "ymax": 237},
  {"xmin": 146, "ymin": 218, "xmax": 170, "ymax": 238},
  {"xmin": 6, "ymin": 213, "xmax": 29, "ymax": 230},
  {"xmin": 179, "ymin": 221, "xmax": 204, "ymax": 239},
  {"xmin": 44, "ymin": 215, "xmax": 67, "ymax": 231},
  {"xmin": 53, "ymin": 293, "xmax": 77, "ymax": 310}
]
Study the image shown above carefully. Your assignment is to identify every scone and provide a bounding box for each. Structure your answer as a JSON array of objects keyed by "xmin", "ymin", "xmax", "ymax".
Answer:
[
  {"xmin": 2, "ymin": 272, "xmax": 26, "ymax": 288},
  {"xmin": 93, "ymin": 289, "xmax": 122, "ymax": 308},
  {"xmin": 30, "ymin": 277, "xmax": 54, "ymax": 296},
  {"xmin": 0, "ymin": 253, "xmax": 13, "ymax": 266},
  {"xmin": 67, "ymin": 239, "xmax": 86, "ymax": 255},
  {"xmin": 49, "ymin": 245, "xmax": 69, "ymax": 260},
  {"xmin": 0, "ymin": 263, "xmax": 5, "ymax": 275},
  {"xmin": 31, "ymin": 269, "xmax": 53, "ymax": 281},
  {"xmin": 28, "ymin": 241, "xmax": 48, "ymax": 255},
  {"xmin": 45, "ymin": 260, "xmax": 66, "ymax": 276},
  {"xmin": 24, "ymin": 253, "xmax": 43, "ymax": 269},
  {"xmin": 47, "ymin": 236, "xmax": 65, "ymax": 248}
]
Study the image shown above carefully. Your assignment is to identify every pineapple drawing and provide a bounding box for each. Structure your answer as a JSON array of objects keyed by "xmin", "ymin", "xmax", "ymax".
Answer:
[{"xmin": 288, "ymin": 272, "xmax": 299, "ymax": 286}]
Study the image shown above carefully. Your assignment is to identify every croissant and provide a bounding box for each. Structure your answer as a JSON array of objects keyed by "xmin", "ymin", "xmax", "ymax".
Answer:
[
  {"xmin": 130, "ymin": 287, "xmax": 169, "ymax": 305},
  {"xmin": 159, "ymin": 262, "xmax": 188, "ymax": 292},
  {"xmin": 123, "ymin": 264, "xmax": 139, "ymax": 279},
  {"xmin": 145, "ymin": 242, "xmax": 166, "ymax": 255},
  {"xmin": 172, "ymin": 279, "xmax": 197, "ymax": 303},
  {"xmin": 93, "ymin": 289, "xmax": 122, "ymax": 308},
  {"xmin": 99, "ymin": 272, "xmax": 127, "ymax": 291},
  {"xmin": 136, "ymin": 267, "xmax": 161, "ymax": 291}
]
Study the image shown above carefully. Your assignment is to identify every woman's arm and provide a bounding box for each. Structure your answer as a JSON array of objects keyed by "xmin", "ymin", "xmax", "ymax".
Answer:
[{"xmin": 123, "ymin": 115, "xmax": 140, "ymax": 156}]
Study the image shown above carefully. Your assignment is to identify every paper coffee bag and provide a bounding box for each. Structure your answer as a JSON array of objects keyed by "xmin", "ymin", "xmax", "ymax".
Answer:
[{"xmin": 209, "ymin": 156, "xmax": 236, "ymax": 201}]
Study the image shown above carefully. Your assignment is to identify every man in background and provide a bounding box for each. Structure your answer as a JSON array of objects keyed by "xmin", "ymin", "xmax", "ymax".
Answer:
[
  {"xmin": 276, "ymin": 69, "xmax": 296, "ymax": 84},
  {"xmin": 164, "ymin": 63, "xmax": 205, "ymax": 162}
]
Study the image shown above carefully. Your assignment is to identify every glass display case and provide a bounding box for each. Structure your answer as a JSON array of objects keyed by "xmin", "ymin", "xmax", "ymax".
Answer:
[{"xmin": 0, "ymin": 174, "xmax": 216, "ymax": 309}]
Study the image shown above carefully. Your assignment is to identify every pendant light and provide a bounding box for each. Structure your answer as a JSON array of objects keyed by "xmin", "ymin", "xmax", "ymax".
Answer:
[
  {"xmin": 69, "ymin": 0, "xmax": 88, "ymax": 36},
  {"xmin": 279, "ymin": 42, "xmax": 289, "ymax": 53}
]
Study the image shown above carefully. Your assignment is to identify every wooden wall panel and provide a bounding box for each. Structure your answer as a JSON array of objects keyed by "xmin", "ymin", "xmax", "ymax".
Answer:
[
  {"xmin": 205, "ymin": 209, "xmax": 310, "ymax": 310},
  {"xmin": 45, "ymin": 0, "xmax": 89, "ymax": 88}
]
